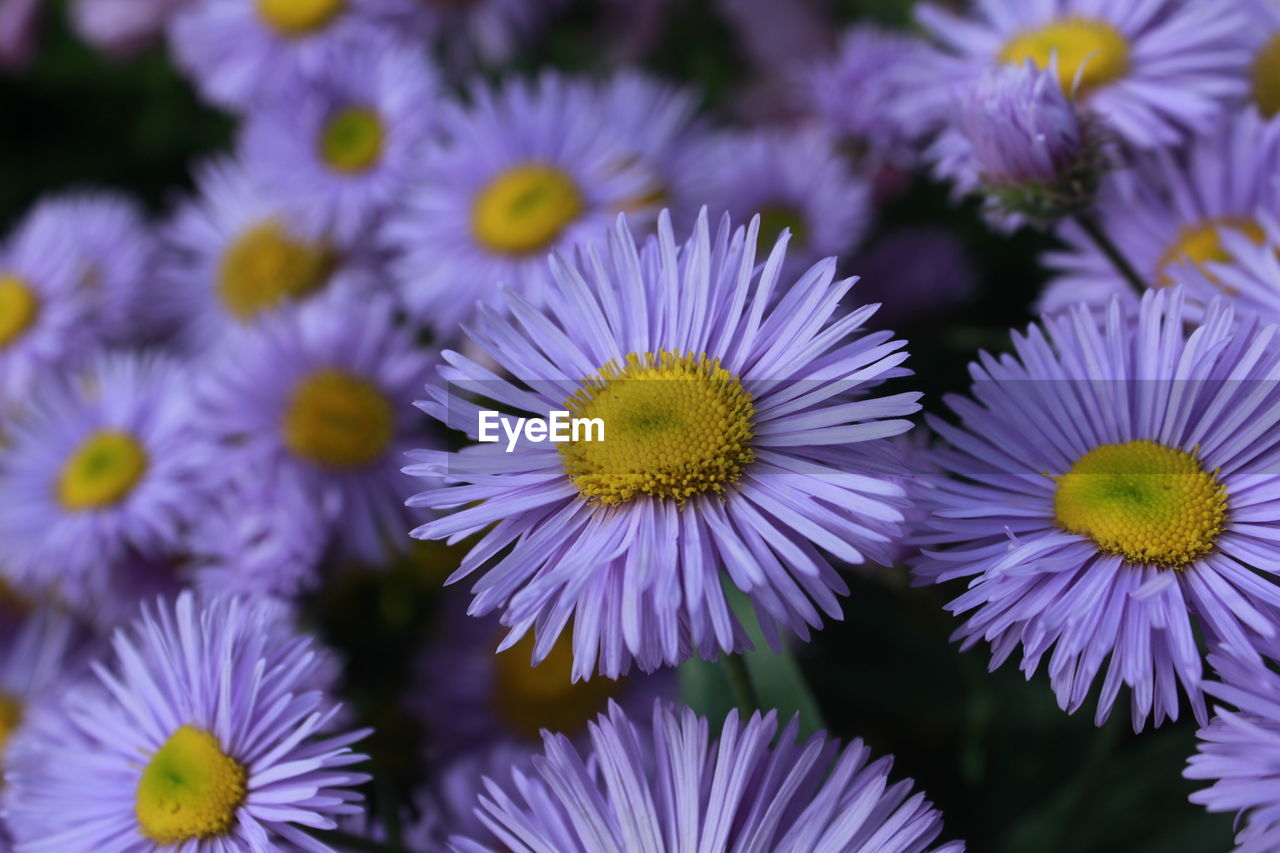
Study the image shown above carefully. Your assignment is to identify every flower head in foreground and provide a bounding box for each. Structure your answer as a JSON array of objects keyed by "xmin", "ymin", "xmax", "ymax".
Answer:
[
  {"xmin": 168, "ymin": 0, "xmax": 386, "ymax": 110},
  {"xmin": 163, "ymin": 157, "xmax": 372, "ymax": 351},
  {"xmin": 0, "ymin": 353, "xmax": 195, "ymax": 613},
  {"xmin": 689, "ymin": 127, "xmax": 871, "ymax": 277},
  {"xmin": 915, "ymin": 0, "xmax": 1248, "ymax": 149},
  {"xmin": 451, "ymin": 702, "xmax": 964, "ymax": 853},
  {"xmin": 1185, "ymin": 651, "xmax": 1280, "ymax": 853},
  {"xmin": 1041, "ymin": 108, "xmax": 1280, "ymax": 314},
  {"xmin": 193, "ymin": 284, "xmax": 434, "ymax": 563},
  {"xmin": 3, "ymin": 592, "xmax": 370, "ymax": 851},
  {"xmin": 805, "ymin": 24, "xmax": 947, "ymax": 167},
  {"xmin": 930, "ymin": 61, "xmax": 1107, "ymax": 228},
  {"xmin": 241, "ymin": 34, "xmax": 440, "ymax": 243},
  {"xmin": 914, "ymin": 290, "xmax": 1280, "ymax": 730},
  {"xmin": 406, "ymin": 211, "xmax": 920, "ymax": 679},
  {"xmin": 382, "ymin": 72, "xmax": 661, "ymax": 335}
]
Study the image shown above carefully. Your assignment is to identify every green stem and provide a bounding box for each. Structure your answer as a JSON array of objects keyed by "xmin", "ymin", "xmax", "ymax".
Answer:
[
  {"xmin": 723, "ymin": 653, "xmax": 760, "ymax": 713},
  {"xmin": 1073, "ymin": 213, "xmax": 1147, "ymax": 294}
]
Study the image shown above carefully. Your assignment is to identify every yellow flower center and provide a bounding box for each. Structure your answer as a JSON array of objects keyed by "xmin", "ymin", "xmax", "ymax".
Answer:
[
  {"xmin": 256, "ymin": 0, "xmax": 345, "ymax": 36},
  {"xmin": 135, "ymin": 726, "xmax": 247, "ymax": 846},
  {"xmin": 1253, "ymin": 34, "xmax": 1280, "ymax": 117},
  {"xmin": 559, "ymin": 351, "xmax": 756, "ymax": 507},
  {"xmin": 999, "ymin": 17, "xmax": 1131, "ymax": 97},
  {"xmin": 756, "ymin": 205, "xmax": 808, "ymax": 250},
  {"xmin": 0, "ymin": 693, "xmax": 23, "ymax": 759},
  {"xmin": 1157, "ymin": 217, "xmax": 1265, "ymax": 291},
  {"xmin": 0, "ymin": 274, "xmax": 39, "ymax": 349},
  {"xmin": 57, "ymin": 430, "xmax": 149, "ymax": 511},
  {"xmin": 218, "ymin": 222, "xmax": 335, "ymax": 322},
  {"xmin": 320, "ymin": 108, "xmax": 385, "ymax": 174},
  {"xmin": 472, "ymin": 164, "xmax": 584, "ymax": 255},
  {"xmin": 1054, "ymin": 440, "xmax": 1228, "ymax": 569},
  {"xmin": 492, "ymin": 631, "xmax": 622, "ymax": 739},
  {"xmin": 283, "ymin": 369, "xmax": 393, "ymax": 468}
]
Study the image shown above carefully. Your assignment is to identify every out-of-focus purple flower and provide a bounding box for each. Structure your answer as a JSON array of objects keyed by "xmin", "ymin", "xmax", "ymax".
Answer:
[
  {"xmin": 452, "ymin": 701, "xmax": 965, "ymax": 853},
  {"xmin": 916, "ymin": 0, "xmax": 1250, "ymax": 150},
  {"xmin": 914, "ymin": 290, "xmax": 1280, "ymax": 731},
  {"xmin": 241, "ymin": 34, "xmax": 440, "ymax": 244},
  {"xmin": 852, "ymin": 226, "xmax": 975, "ymax": 329},
  {"xmin": 406, "ymin": 211, "xmax": 918, "ymax": 679},
  {"xmin": 370, "ymin": 0, "xmax": 566, "ymax": 70},
  {"xmin": 931, "ymin": 62, "xmax": 1105, "ymax": 228},
  {"xmin": 1163, "ymin": 209, "xmax": 1280, "ymax": 325},
  {"xmin": 1240, "ymin": 0, "xmax": 1280, "ymax": 118},
  {"xmin": 688, "ymin": 126, "xmax": 871, "ymax": 277},
  {"xmin": 0, "ymin": 0, "xmax": 39, "ymax": 71},
  {"xmin": 805, "ymin": 24, "xmax": 948, "ymax": 167},
  {"xmin": 71, "ymin": 0, "xmax": 185, "ymax": 60}
]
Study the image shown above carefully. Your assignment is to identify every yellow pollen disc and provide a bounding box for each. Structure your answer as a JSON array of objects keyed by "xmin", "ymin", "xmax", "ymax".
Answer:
[
  {"xmin": 283, "ymin": 369, "xmax": 393, "ymax": 468},
  {"xmin": 0, "ymin": 693, "xmax": 24, "ymax": 758},
  {"xmin": 560, "ymin": 351, "xmax": 756, "ymax": 507},
  {"xmin": 999, "ymin": 17, "xmax": 1131, "ymax": 97},
  {"xmin": 218, "ymin": 222, "xmax": 334, "ymax": 321},
  {"xmin": 756, "ymin": 205, "xmax": 808, "ymax": 250},
  {"xmin": 57, "ymin": 430, "xmax": 149, "ymax": 511},
  {"xmin": 0, "ymin": 275, "xmax": 39, "ymax": 350},
  {"xmin": 256, "ymin": 0, "xmax": 345, "ymax": 36},
  {"xmin": 1252, "ymin": 34, "xmax": 1280, "ymax": 118},
  {"xmin": 1157, "ymin": 217, "xmax": 1265, "ymax": 291},
  {"xmin": 136, "ymin": 726, "xmax": 247, "ymax": 845},
  {"xmin": 320, "ymin": 107, "xmax": 385, "ymax": 174},
  {"xmin": 472, "ymin": 164, "xmax": 584, "ymax": 255},
  {"xmin": 1054, "ymin": 440, "xmax": 1228, "ymax": 569},
  {"xmin": 492, "ymin": 631, "xmax": 622, "ymax": 739}
]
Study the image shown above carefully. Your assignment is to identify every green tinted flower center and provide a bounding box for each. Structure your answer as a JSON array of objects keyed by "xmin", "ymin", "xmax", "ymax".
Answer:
[
  {"xmin": 472, "ymin": 164, "xmax": 584, "ymax": 255},
  {"xmin": 57, "ymin": 430, "xmax": 149, "ymax": 511},
  {"xmin": 284, "ymin": 369, "xmax": 394, "ymax": 468},
  {"xmin": 0, "ymin": 693, "xmax": 23, "ymax": 760},
  {"xmin": 0, "ymin": 274, "xmax": 39, "ymax": 349},
  {"xmin": 755, "ymin": 205, "xmax": 808, "ymax": 250},
  {"xmin": 320, "ymin": 107, "xmax": 385, "ymax": 174},
  {"xmin": 998, "ymin": 17, "xmax": 1130, "ymax": 97},
  {"xmin": 1054, "ymin": 440, "xmax": 1227, "ymax": 568},
  {"xmin": 1252, "ymin": 33, "xmax": 1280, "ymax": 118},
  {"xmin": 218, "ymin": 222, "xmax": 334, "ymax": 321},
  {"xmin": 136, "ymin": 726, "xmax": 247, "ymax": 845},
  {"xmin": 559, "ymin": 351, "xmax": 756, "ymax": 507}
]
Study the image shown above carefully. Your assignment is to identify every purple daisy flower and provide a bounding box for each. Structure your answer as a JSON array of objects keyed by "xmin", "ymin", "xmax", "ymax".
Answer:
[
  {"xmin": 1185, "ymin": 649, "xmax": 1280, "ymax": 853},
  {"xmin": 2, "ymin": 592, "xmax": 371, "ymax": 851},
  {"xmin": 405, "ymin": 210, "xmax": 920, "ymax": 679},
  {"xmin": 0, "ymin": 210, "xmax": 97, "ymax": 408},
  {"xmin": 0, "ymin": 353, "xmax": 195, "ymax": 614},
  {"xmin": 688, "ymin": 127, "xmax": 871, "ymax": 278},
  {"xmin": 929, "ymin": 61, "xmax": 1106, "ymax": 228},
  {"xmin": 413, "ymin": 592, "xmax": 676, "ymax": 762},
  {"xmin": 241, "ymin": 34, "xmax": 440, "ymax": 244},
  {"xmin": 167, "ymin": 0, "xmax": 388, "ymax": 111},
  {"xmin": 381, "ymin": 72, "xmax": 660, "ymax": 335},
  {"xmin": 162, "ymin": 157, "xmax": 375, "ymax": 351},
  {"xmin": 804, "ymin": 24, "xmax": 948, "ymax": 167},
  {"xmin": 189, "ymin": 469, "xmax": 329, "ymax": 606},
  {"xmin": 451, "ymin": 701, "xmax": 964, "ymax": 853},
  {"xmin": 1162, "ymin": 208, "xmax": 1280, "ymax": 324},
  {"xmin": 0, "ymin": 607, "xmax": 91, "ymax": 772},
  {"xmin": 10, "ymin": 191, "xmax": 164, "ymax": 346},
  {"xmin": 369, "ymin": 0, "xmax": 565, "ymax": 69},
  {"xmin": 192, "ymin": 283, "xmax": 435, "ymax": 564},
  {"xmin": 915, "ymin": 0, "xmax": 1249, "ymax": 150},
  {"xmin": 1040, "ymin": 107, "xmax": 1280, "ymax": 314},
  {"xmin": 914, "ymin": 289, "xmax": 1280, "ymax": 731}
]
